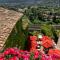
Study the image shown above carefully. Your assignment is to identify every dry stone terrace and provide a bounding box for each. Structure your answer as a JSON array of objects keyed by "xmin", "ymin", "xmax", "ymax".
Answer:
[{"xmin": 0, "ymin": 7, "xmax": 23, "ymax": 49}]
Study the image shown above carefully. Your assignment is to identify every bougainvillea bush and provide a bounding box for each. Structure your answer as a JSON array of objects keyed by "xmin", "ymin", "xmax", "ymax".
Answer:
[
  {"xmin": 0, "ymin": 35, "xmax": 60, "ymax": 60},
  {"xmin": 0, "ymin": 48, "xmax": 60, "ymax": 60},
  {"xmin": 0, "ymin": 48, "xmax": 39, "ymax": 60}
]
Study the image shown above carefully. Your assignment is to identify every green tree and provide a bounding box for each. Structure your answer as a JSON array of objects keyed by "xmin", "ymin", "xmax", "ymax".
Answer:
[
  {"xmin": 41, "ymin": 24, "xmax": 58, "ymax": 43},
  {"xmin": 4, "ymin": 17, "xmax": 28, "ymax": 50}
]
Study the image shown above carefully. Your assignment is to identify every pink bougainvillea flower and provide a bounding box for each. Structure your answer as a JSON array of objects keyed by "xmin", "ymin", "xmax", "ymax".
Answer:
[
  {"xmin": 0, "ymin": 53, "xmax": 4, "ymax": 58},
  {"xmin": 15, "ymin": 51, "xmax": 21, "ymax": 58},
  {"xmin": 41, "ymin": 56, "xmax": 46, "ymax": 60},
  {"xmin": 22, "ymin": 55, "xmax": 29, "ymax": 60},
  {"xmin": 19, "ymin": 50, "xmax": 24, "ymax": 53},
  {"xmin": 4, "ymin": 50, "xmax": 10, "ymax": 56},
  {"xmin": 23, "ymin": 58, "xmax": 29, "ymax": 60},
  {"xmin": 41, "ymin": 53, "xmax": 46, "ymax": 60},
  {"xmin": 41, "ymin": 54, "xmax": 52, "ymax": 60},
  {"xmin": 48, "ymin": 49, "xmax": 60, "ymax": 60},
  {"xmin": 53, "ymin": 54, "xmax": 60, "ymax": 59},
  {"xmin": 22, "ymin": 52, "xmax": 30, "ymax": 60},
  {"xmin": 0, "ymin": 58, "xmax": 5, "ymax": 60},
  {"xmin": 3, "ymin": 48, "xmax": 21, "ymax": 59},
  {"xmin": 4, "ymin": 48, "xmax": 16, "ymax": 55},
  {"xmin": 34, "ymin": 51, "xmax": 39, "ymax": 59},
  {"xmin": 9, "ymin": 48, "xmax": 16, "ymax": 55}
]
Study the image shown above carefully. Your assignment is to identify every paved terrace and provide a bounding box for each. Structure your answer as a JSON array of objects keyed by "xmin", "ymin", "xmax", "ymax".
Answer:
[{"xmin": 0, "ymin": 7, "xmax": 23, "ymax": 49}]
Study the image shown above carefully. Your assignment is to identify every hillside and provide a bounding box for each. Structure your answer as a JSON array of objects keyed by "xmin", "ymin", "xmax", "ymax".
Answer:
[{"xmin": 0, "ymin": 0, "xmax": 59, "ymax": 7}]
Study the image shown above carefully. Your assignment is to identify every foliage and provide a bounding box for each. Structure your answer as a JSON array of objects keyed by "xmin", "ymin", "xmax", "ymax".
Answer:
[
  {"xmin": 4, "ymin": 17, "xmax": 28, "ymax": 50},
  {"xmin": 22, "ymin": 15, "xmax": 30, "ymax": 30},
  {"xmin": 41, "ymin": 24, "xmax": 58, "ymax": 43},
  {"xmin": 24, "ymin": 7, "xmax": 60, "ymax": 24},
  {"xmin": 53, "ymin": 18, "xmax": 60, "ymax": 24}
]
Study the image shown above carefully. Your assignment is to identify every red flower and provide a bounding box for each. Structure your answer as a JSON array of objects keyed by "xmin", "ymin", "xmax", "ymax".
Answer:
[
  {"xmin": 54, "ymin": 49, "xmax": 60, "ymax": 55},
  {"xmin": 48, "ymin": 49, "xmax": 60, "ymax": 56},
  {"xmin": 30, "ymin": 36, "xmax": 37, "ymax": 41},
  {"xmin": 42, "ymin": 40, "xmax": 53, "ymax": 48},
  {"xmin": 30, "ymin": 37, "xmax": 37, "ymax": 52},
  {"xmin": 48, "ymin": 49, "xmax": 54, "ymax": 55},
  {"xmin": 39, "ymin": 36, "xmax": 53, "ymax": 48},
  {"xmin": 40, "ymin": 36, "xmax": 51, "ymax": 41}
]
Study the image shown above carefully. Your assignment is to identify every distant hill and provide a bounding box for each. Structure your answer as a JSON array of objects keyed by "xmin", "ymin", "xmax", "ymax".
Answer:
[{"xmin": 0, "ymin": 0, "xmax": 60, "ymax": 7}]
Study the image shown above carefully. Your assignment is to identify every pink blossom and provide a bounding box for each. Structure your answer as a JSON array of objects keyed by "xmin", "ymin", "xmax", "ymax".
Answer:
[
  {"xmin": 0, "ymin": 53, "xmax": 4, "ymax": 58},
  {"xmin": 34, "ymin": 51, "xmax": 39, "ymax": 59},
  {"xmin": 15, "ymin": 51, "xmax": 21, "ymax": 58},
  {"xmin": 4, "ymin": 50, "xmax": 10, "ymax": 56},
  {"xmin": 0, "ymin": 58, "xmax": 5, "ymax": 60},
  {"xmin": 9, "ymin": 48, "xmax": 15, "ymax": 55},
  {"xmin": 22, "ymin": 53, "xmax": 30, "ymax": 60},
  {"xmin": 23, "ymin": 58, "xmax": 29, "ymax": 60}
]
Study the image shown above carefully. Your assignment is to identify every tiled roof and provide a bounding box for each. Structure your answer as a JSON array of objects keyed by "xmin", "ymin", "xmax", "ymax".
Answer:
[{"xmin": 0, "ymin": 7, "xmax": 23, "ymax": 49}]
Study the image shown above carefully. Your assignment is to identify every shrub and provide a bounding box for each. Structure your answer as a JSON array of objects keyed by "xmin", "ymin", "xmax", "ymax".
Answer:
[
  {"xmin": 41, "ymin": 24, "xmax": 58, "ymax": 43},
  {"xmin": 4, "ymin": 17, "xmax": 28, "ymax": 50}
]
